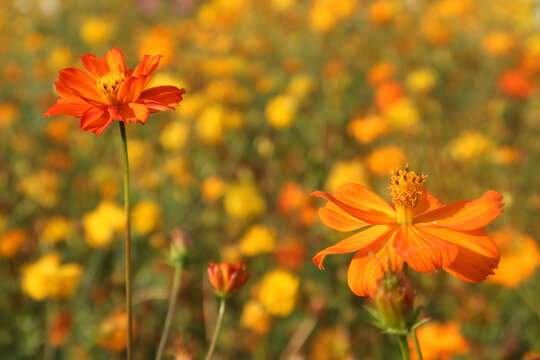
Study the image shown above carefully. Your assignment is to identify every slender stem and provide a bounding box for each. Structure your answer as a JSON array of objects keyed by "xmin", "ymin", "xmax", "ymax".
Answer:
[
  {"xmin": 205, "ymin": 298, "xmax": 227, "ymax": 360},
  {"xmin": 155, "ymin": 262, "xmax": 184, "ymax": 360},
  {"xmin": 397, "ymin": 335, "xmax": 411, "ymax": 360},
  {"xmin": 119, "ymin": 122, "xmax": 132, "ymax": 360},
  {"xmin": 411, "ymin": 330, "xmax": 423, "ymax": 360},
  {"xmin": 44, "ymin": 300, "xmax": 53, "ymax": 360}
]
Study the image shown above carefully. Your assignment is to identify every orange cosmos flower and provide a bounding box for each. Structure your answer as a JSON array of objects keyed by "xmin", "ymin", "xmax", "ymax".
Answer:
[
  {"xmin": 312, "ymin": 166, "xmax": 503, "ymax": 297},
  {"xmin": 44, "ymin": 48, "xmax": 185, "ymax": 136}
]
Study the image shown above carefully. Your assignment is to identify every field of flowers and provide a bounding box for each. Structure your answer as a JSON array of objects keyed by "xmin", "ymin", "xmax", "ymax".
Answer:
[{"xmin": 1, "ymin": 0, "xmax": 540, "ymax": 359}]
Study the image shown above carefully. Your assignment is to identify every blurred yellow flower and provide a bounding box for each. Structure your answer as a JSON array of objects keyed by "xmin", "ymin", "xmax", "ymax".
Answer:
[
  {"xmin": 19, "ymin": 170, "xmax": 59, "ymax": 208},
  {"xmin": 160, "ymin": 121, "xmax": 189, "ymax": 151},
  {"xmin": 489, "ymin": 229, "xmax": 540, "ymax": 288},
  {"xmin": 325, "ymin": 158, "xmax": 368, "ymax": 193},
  {"xmin": 383, "ymin": 98, "xmax": 420, "ymax": 129},
  {"xmin": 164, "ymin": 155, "xmax": 193, "ymax": 186},
  {"xmin": 80, "ymin": 18, "xmax": 114, "ymax": 45},
  {"xmin": 240, "ymin": 300, "xmax": 271, "ymax": 335},
  {"xmin": 21, "ymin": 253, "xmax": 82, "ymax": 300},
  {"xmin": 450, "ymin": 131, "xmax": 494, "ymax": 163},
  {"xmin": 257, "ymin": 269, "xmax": 299, "ymax": 317},
  {"xmin": 411, "ymin": 321, "xmax": 469, "ymax": 360},
  {"xmin": 347, "ymin": 115, "xmax": 389, "ymax": 144},
  {"xmin": 271, "ymin": 0, "xmax": 296, "ymax": 11},
  {"xmin": 132, "ymin": 200, "xmax": 161, "ymax": 236},
  {"xmin": 0, "ymin": 102, "xmax": 18, "ymax": 127},
  {"xmin": 48, "ymin": 46, "xmax": 72, "ymax": 69},
  {"xmin": 287, "ymin": 75, "xmax": 316, "ymax": 100},
  {"xmin": 407, "ymin": 68, "xmax": 438, "ymax": 94},
  {"xmin": 310, "ymin": 327, "xmax": 351, "ymax": 360},
  {"xmin": 239, "ymin": 225, "xmax": 276, "ymax": 256},
  {"xmin": 265, "ymin": 94, "xmax": 298, "ymax": 129},
  {"xmin": 224, "ymin": 182, "xmax": 266, "ymax": 220},
  {"xmin": 201, "ymin": 175, "xmax": 226, "ymax": 202},
  {"xmin": 138, "ymin": 27, "xmax": 174, "ymax": 65},
  {"xmin": 435, "ymin": 0, "xmax": 473, "ymax": 19},
  {"xmin": 483, "ymin": 31, "xmax": 515, "ymax": 56},
  {"xmin": 309, "ymin": 0, "xmax": 356, "ymax": 32},
  {"xmin": 197, "ymin": 105, "xmax": 224, "ymax": 145},
  {"xmin": 82, "ymin": 201, "xmax": 125, "ymax": 248},
  {"xmin": 177, "ymin": 94, "xmax": 207, "ymax": 119},
  {"xmin": 42, "ymin": 216, "xmax": 71, "ymax": 244},
  {"xmin": 0, "ymin": 229, "xmax": 26, "ymax": 259},
  {"xmin": 366, "ymin": 146, "xmax": 405, "ymax": 177}
]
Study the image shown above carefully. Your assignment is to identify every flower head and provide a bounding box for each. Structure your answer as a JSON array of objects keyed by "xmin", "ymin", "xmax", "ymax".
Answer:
[
  {"xmin": 312, "ymin": 165, "xmax": 503, "ymax": 297},
  {"xmin": 44, "ymin": 48, "xmax": 185, "ymax": 136},
  {"xmin": 207, "ymin": 262, "xmax": 249, "ymax": 298}
]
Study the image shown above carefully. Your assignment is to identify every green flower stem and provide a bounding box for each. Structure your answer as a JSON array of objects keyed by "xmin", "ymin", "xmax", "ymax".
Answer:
[
  {"xmin": 119, "ymin": 122, "xmax": 133, "ymax": 360},
  {"xmin": 411, "ymin": 329, "xmax": 423, "ymax": 360},
  {"xmin": 397, "ymin": 335, "xmax": 411, "ymax": 360},
  {"xmin": 205, "ymin": 298, "xmax": 227, "ymax": 360},
  {"xmin": 155, "ymin": 261, "xmax": 184, "ymax": 360}
]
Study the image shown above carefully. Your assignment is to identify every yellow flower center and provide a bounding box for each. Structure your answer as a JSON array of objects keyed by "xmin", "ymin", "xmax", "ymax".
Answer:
[
  {"xmin": 96, "ymin": 72, "xmax": 125, "ymax": 105},
  {"xmin": 389, "ymin": 166, "xmax": 427, "ymax": 225}
]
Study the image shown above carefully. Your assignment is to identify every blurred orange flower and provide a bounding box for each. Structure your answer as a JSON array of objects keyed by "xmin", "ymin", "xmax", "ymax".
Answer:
[
  {"xmin": 312, "ymin": 166, "xmax": 503, "ymax": 297},
  {"xmin": 375, "ymin": 82, "xmax": 404, "ymax": 110},
  {"xmin": 44, "ymin": 48, "xmax": 185, "ymax": 136},
  {"xmin": 498, "ymin": 68, "xmax": 535, "ymax": 99},
  {"xmin": 411, "ymin": 321, "xmax": 469, "ymax": 360}
]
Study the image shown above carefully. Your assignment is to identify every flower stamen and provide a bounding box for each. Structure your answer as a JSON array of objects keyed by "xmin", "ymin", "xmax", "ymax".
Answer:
[
  {"xmin": 390, "ymin": 165, "xmax": 427, "ymax": 225},
  {"xmin": 96, "ymin": 72, "xmax": 126, "ymax": 105}
]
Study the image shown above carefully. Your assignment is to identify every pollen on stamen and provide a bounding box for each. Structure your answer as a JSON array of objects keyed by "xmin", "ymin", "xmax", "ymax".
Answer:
[{"xmin": 389, "ymin": 166, "xmax": 427, "ymax": 209}]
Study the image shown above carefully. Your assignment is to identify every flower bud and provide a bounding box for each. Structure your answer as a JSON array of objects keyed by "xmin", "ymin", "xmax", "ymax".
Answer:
[
  {"xmin": 169, "ymin": 228, "xmax": 190, "ymax": 265},
  {"xmin": 207, "ymin": 262, "xmax": 249, "ymax": 298},
  {"xmin": 374, "ymin": 272, "xmax": 415, "ymax": 331}
]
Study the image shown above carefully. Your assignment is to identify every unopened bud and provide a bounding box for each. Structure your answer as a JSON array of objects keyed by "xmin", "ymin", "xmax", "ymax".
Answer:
[
  {"xmin": 169, "ymin": 228, "xmax": 190, "ymax": 264},
  {"xmin": 374, "ymin": 272, "xmax": 415, "ymax": 332},
  {"xmin": 207, "ymin": 262, "xmax": 249, "ymax": 298}
]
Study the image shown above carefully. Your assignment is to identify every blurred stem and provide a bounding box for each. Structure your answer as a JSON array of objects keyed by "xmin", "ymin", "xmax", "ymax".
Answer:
[
  {"xmin": 43, "ymin": 300, "xmax": 54, "ymax": 360},
  {"xmin": 119, "ymin": 122, "xmax": 133, "ymax": 360},
  {"xmin": 397, "ymin": 335, "xmax": 410, "ymax": 360},
  {"xmin": 411, "ymin": 330, "xmax": 423, "ymax": 360},
  {"xmin": 205, "ymin": 298, "xmax": 226, "ymax": 360},
  {"xmin": 155, "ymin": 261, "xmax": 184, "ymax": 360}
]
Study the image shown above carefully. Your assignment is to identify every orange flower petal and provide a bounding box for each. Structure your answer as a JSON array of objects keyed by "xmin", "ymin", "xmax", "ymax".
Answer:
[
  {"xmin": 318, "ymin": 203, "xmax": 368, "ymax": 232},
  {"xmin": 312, "ymin": 191, "xmax": 396, "ymax": 225},
  {"xmin": 414, "ymin": 187, "xmax": 445, "ymax": 216},
  {"xmin": 138, "ymin": 86, "xmax": 186, "ymax": 112},
  {"xmin": 417, "ymin": 226, "xmax": 500, "ymax": 259},
  {"xmin": 394, "ymin": 226, "xmax": 458, "ymax": 273},
  {"xmin": 117, "ymin": 76, "xmax": 149, "ymax": 104},
  {"xmin": 415, "ymin": 191, "xmax": 503, "ymax": 231},
  {"xmin": 44, "ymin": 99, "xmax": 91, "ymax": 118},
  {"xmin": 313, "ymin": 225, "xmax": 396, "ymax": 270},
  {"xmin": 444, "ymin": 247, "xmax": 499, "ymax": 282},
  {"xmin": 133, "ymin": 55, "xmax": 162, "ymax": 77},
  {"xmin": 57, "ymin": 68, "xmax": 103, "ymax": 103},
  {"xmin": 347, "ymin": 243, "xmax": 403, "ymax": 297},
  {"xmin": 332, "ymin": 183, "xmax": 396, "ymax": 216},
  {"xmin": 118, "ymin": 103, "xmax": 150, "ymax": 124},
  {"xmin": 104, "ymin": 48, "xmax": 126, "ymax": 73},
  {"xmin": 80, "ymin": 53, "xmax": 110, "ymax": 78},
  {"xmin": 80, "ymin": 107, "xmax": 112, "ymax": 136}
]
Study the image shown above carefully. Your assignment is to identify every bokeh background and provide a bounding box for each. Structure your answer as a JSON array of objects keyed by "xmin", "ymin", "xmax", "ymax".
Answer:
[{"xmin": 1, "ymin": 0, "xmax": 540, "ymax": 359}]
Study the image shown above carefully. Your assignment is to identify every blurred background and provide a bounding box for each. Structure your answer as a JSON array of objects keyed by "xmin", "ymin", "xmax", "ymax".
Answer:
[{"xmin": 1, "ymin": 0, "xmax": 540, "ymax": 359}]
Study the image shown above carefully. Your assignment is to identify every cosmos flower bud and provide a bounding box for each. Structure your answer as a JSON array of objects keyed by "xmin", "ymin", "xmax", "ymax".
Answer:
[
  {"xmin": 169, "ymin": 228, "xmax": 190, "ymax": 265},
  {"xmin": 374, "ymin": 272, "xmax": 415, "ymax": 332},
  {"xmin": 207, "ymin": 262, "xmax": 249, "ymax": 298}
]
